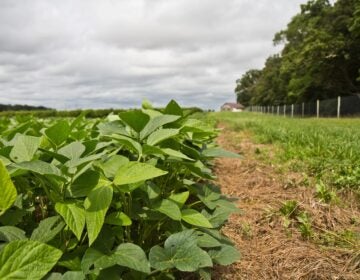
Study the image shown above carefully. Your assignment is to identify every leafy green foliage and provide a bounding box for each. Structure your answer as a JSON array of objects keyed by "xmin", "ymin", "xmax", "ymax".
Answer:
[
  {"xmin": 236, "ymin": 0, "xmax": 360, "ymax": 105},
  {"xmin": 315, "ymin": 181, "xmax": 338, "ymax": 203},
  {"xmin": 279, "ymin": 200, "xmax": 313, "ymax": 239},
  {"xmin": 0, "ymin": 161, "xmax": 17, "ymax": 216},
  {"xmin": 0, "ymin": 240, "xmax": 62, "ymax": 280},
  {"xmin": 0, "ymin": 100, "xmax": 240, "ymax": 279},
  {"xmin": 149, "ymin": 230, "xmax": 213, "ymax": 272}
]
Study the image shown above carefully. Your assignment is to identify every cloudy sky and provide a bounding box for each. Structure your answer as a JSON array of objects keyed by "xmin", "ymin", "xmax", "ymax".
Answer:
[{"xmin": 0, "ymin": 0, "xmax": 305, "ymax": 110}]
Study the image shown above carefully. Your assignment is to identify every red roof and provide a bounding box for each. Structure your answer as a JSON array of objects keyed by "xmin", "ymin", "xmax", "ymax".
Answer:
[{"xmin": 221, "ymin": 102, "xmax": 244, "ymax": 109}]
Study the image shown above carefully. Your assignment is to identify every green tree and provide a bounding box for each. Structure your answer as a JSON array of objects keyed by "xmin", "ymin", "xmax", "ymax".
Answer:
[
  {"xmin": 236, "ymin": 0, "xmax": 360, "ymax": 105},
  {"xmin": 235, "ymin": 69, "xmax": 261, "ymax": 106}
]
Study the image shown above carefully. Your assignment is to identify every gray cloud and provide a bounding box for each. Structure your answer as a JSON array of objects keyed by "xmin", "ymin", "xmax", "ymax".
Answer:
[{"xmin": 0, "ymin": 0, "xmax": 304, "ymax": 110}]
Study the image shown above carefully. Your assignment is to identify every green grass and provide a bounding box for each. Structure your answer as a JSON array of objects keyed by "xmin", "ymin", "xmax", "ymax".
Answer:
[{"xmin": 208, "ymin": 112, "xmax": 360, "ymax": 191}]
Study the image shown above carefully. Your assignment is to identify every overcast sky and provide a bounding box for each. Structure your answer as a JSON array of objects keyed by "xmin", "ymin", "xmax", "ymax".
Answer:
[{"xmin": 0, "ymin": 0, "xmax": 305, "ymax": 110}]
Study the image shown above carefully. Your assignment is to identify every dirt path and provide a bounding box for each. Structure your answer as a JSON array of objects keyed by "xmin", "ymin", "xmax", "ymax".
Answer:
[{"xmin": 213, "ymin": 125, "xmax": 359, "ymax": 280}]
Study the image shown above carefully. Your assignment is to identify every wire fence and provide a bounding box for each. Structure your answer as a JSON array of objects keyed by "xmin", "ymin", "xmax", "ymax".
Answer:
[{"xmin": 246, "ymin": 95, "xmax": 360, "ymax": 118}]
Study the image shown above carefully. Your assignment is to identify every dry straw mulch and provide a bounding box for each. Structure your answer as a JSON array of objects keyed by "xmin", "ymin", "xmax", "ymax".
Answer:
[{"xmin": 213, "ymin": 125, "xmax": 360, "ymax": 280}]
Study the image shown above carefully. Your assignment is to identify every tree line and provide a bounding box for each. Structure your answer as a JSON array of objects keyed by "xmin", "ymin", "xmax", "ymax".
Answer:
[
  {"xmin": 236, "ymin": 0, "xmax": 360, "ymax": 106},
  {"xmin": 0, "ymin": 104, "xmax": 51, "ymax": 112}
]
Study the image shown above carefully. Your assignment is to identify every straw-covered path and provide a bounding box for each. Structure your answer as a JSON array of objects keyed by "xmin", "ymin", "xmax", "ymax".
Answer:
[{"xmin": 212, "ymin": 124, "xmax": 360, "ymax": 280}]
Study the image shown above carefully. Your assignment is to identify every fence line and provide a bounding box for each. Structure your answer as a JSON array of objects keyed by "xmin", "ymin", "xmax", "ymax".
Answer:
[{"xmin": 246, "ymin": 95, "xmax": 360, "ymax": 118}]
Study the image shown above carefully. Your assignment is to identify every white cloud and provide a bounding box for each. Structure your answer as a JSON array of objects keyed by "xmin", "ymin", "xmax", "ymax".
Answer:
[{"xmin": 0, "ymin": 0, "xmax": 304, "ymax": 110}]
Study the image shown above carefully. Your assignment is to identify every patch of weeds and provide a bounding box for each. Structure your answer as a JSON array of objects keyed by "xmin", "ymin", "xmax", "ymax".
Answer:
[
  {"xmin": 241, "ymin": 222, "xmax": 253, "ymax": 239},
  {"xmin": 279, "ymin": 200, "xmax": 313, "ymax": 239},
  {"xmin": 300, "ymin": 173, "xmax": 311, "ymax": 187},
  {"xmin": 280, "ymin": 200, "xmax": 299, "ymax": 219},
  {"xmin": 315, "ymin": 180, "xmax": 338, "ymax": 203},
  {"xmin": 296, "ymin": 212, "xmax": 313, "ymax": 239},
  {"xmin": 316, "ymin": 229, "xmax": 360, "ymax": 249}
]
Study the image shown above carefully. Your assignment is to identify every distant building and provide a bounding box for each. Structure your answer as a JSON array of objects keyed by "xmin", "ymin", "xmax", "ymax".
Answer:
[{"xmin": 220, "ymin": 102, "xmax": 244, "ymax": 112}]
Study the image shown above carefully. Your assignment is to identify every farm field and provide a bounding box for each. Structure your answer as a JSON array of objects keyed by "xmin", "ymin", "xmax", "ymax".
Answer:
[
  {"xmin": 209, "ymin": 112, "xmax": 360, "ymax": 279},
  {"xmin": 0, "ymin": 108, "xmax": 359, "ymax": 279}
]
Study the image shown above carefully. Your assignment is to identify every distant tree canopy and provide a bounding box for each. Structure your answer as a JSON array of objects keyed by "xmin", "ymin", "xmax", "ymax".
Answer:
[
  {"xmin": 236, "ymin": 0, "xmax": 360, "ymax": 106},
  {"xmin": 0, "ymin": 104, "xmax": 52, "ymax": 111}
]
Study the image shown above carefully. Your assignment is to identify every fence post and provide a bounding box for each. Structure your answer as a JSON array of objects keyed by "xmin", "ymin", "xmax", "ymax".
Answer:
[
  {"xmin": 284, "ymin": 105, "xmax": 286, "ymax": 117},
  {"xmin": 302, "ymin": 102, "xmax": 304, "ymax": 118},
  {"xmin": 316, "ymin": 100, "xmax": 320, "ymax": 118},
  {"xmin": 291, "ymin": 104, "xmax": 294, "ymax": 118},
  {"xmin": 337, "ymin": 96, "xmax": 341, "ymax": 118},
  {"xmin": 277, "ymin": 105, "xmax": 279, "ymax": 115}
]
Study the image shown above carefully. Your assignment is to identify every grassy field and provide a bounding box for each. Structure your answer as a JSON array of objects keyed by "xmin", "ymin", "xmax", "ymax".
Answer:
[{"xmin": 208, "ymin": 112, "xmax": 360, "ymax": 192}]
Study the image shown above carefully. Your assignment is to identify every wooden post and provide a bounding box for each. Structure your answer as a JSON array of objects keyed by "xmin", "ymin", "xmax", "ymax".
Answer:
[
  {"xmin": 291, "ymin": 104, "xmax": 294, "ymax": 118},
  {"xmin": 316, "ymin": 100, "xmax": 320, "ymax": 118},
  {"xmin": 284, "ymin": 105, "xmax": 286, "ymax": 117},
  {"xmin": 302, "ymin": 102, "xmax": 304, "ymax": 118},
  {"xmin": 277, "ymin": 105, "xmax": 280, "ymax": 115},
  {"xmin": 337, "ymin": 96, "xmax": 341, "ymax": 118}
]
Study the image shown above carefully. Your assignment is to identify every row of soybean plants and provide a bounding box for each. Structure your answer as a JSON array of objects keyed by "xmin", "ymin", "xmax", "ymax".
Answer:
[{"xmin": 0, "ymin": 100, "xmax": 240, "ymax": 280}]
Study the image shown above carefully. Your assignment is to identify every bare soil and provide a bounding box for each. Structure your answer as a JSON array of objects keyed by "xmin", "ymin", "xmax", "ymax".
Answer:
[{"xmin": 213, "ymin": 124, "xmax": 360, "ymax": 280}]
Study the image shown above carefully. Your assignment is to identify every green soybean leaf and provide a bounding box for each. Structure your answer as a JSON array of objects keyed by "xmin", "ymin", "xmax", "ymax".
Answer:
[
  {"xmin": 202, "ymin": 148, "xmax": 241, "ymax": 158},
  {"xmin": 45, "ymin": 272, "xmax": 62, "ymax": 280},
  {"xmin": 45, "ymin": 121, "xmax": 71, "ymax": 146},
  {"xmin": 112, "ymin": 243, "xmax": 150, "ymax": 274},
  {"xmin": 0, "ymin": 226, "xmax": 26, "ymax": 242},
  {"xmin": 62, "ymin": 271, "xmax": 86, "ymax": 280},
  {"xmin": 164, "ymin": 100, "xmax": 183, "ymax": 116},
  {"xmin": 68, "ymin": 170, "xmax": 100, "ymax": 198},
  {"xmin": 114, "ymin": 162, "xmax": 167, "ymax": 186},
  {"xmin": 196, "ymin": 231, "xmax": 221, "ymax": 248},
  {"xmin": 162, "ymin": 148, "xmax": 194, "ymax": 161},
  {"xmin": 101, "ymin": 155, "xmax": 129, "ymax": 179},
  {"xmin": 0, "ymin": 161, "xmax": 17, "ymax": 216},
  {"xmin": 153, "ymin": 199, "xmax": 181, "ymax": 221},
  {"xmin": 84, "ymin": 185, "xmax": 113, "ymax": 246},
  {"xmin": 168, "ymin": 191, "xmax": 189, "ymax": 208},
  {"xmin": 181, "ymin": 209, "xmax": 213, "ymax": 228},
  {"xmin": 147, "ymin": 129, "xmax": 179, "ymax": 146},
  {"xmin": 55, "ymin": 203, "xmax": 86, "ymax": 240},
  {"xmin": 142, "ymin": 145, "xmax": 164, "ymax": 157},
  {"xmin": 0, "ymin": 155, "xmax": 11, "ymax": 166},
  {"xmin": 205, "ymin": 207, "xmax": 233, "ymax": 228},
  {"xmin": 81, "ymin": 248, "xmax": 105, "ymax": 274},
  {"xmin": 38, "ymin": 148, "xmax": 70, "ymax": 164},
  {"xmin": 148, "ymin": 246, "xmax": 173, "ymax": 271},
  {"xmin": 97, "ymin": 121, "xmax": 128, "ymax": 136},
  {"xmin": 105, "ymin": 212, "xmax": 132, "ymax": 226},
  {"xmin": 119, "ymin": 111, "xmax": 150, "ymax": 132},
  {"xmin": 194, "ymin": 184, "xmax": 221, "ymax": 210},
  {"xmin": 140, "ymin": 115, "xmax": 180, "ymax": 140},
  {"xmin": 10, "ymin": 135, "xmax": 41, "ymax": 163},
  {"xmin": 142, "ymin": 108, "xmax": 163, "ymax": 118},
  {"xmin": 30, "ymin": 216, "xmax": 65, "ymax": 243},
  {"xmin": 208, "ymin": 244, "xmax": 240, "ymax": 265},
  {"xmin": 111, "ymin": 135, "xmax": 142, "ymax": 155},
  {"xmin": 149, "ymin": 230, "xmax": 212, "ymax": 272},
  {"xmin": 58, "ymin": 142, "xmax": 85, "ymax": 162},
  {"xmin": 0, "ymin": 240, "xmax": 62, "ymax": 280},
  {"xmin": 14, "ymin": 160, "xmax": 62, "ymax": 177}
]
